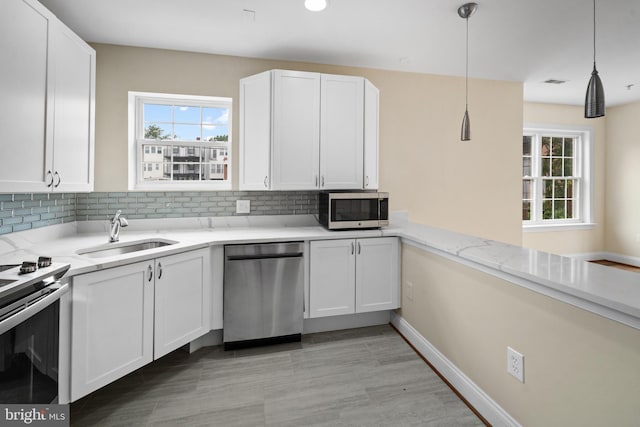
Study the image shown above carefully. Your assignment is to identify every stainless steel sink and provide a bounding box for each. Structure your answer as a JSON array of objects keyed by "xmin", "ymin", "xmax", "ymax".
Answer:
[{"xmin": 77, "ymin": 239, "xmax": 177, "ymax": 258}]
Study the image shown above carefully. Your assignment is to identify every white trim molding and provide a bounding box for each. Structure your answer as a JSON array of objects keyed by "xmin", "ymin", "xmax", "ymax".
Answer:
[{"xmin": 391, "ymin": 312, "xmax": 522, "ymax": 427}]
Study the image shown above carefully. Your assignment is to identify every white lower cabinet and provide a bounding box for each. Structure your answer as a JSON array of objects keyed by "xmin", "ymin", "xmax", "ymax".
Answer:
[
  {"xmin": 70, "ymin": 248, "xmax": 210, "ymax": 401},
  {"xmin": 309, "ymin": 237, "xmax": 400, "ymax": 318}
]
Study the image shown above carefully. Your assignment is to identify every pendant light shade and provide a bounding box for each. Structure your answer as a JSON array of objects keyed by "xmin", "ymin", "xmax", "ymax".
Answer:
[
  {"xmin": 461, "ymin": 109, "xmax": 471, "ymax": 141},
  {"xmin": 584, "ymin": 0, "xmax": 605, "ymax": 118},
  {"xmin": 458, "ymin": 3, "xmax": 477, "ymax": 141}
]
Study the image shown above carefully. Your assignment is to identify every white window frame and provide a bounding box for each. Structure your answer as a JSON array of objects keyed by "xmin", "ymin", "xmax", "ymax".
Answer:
[
  {"xmin": 128, "ymin": 91, "xmax": 232, "ymax": 191},
  {"xmin": 523, "ymin": 123, "xmax": 595, "ymax": 232}
]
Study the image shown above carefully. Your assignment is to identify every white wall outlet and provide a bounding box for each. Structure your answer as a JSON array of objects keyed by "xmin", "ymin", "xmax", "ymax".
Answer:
[
  {"xmin": 636, "ymin": 233, "xmax": 640, "ymax": 243},
  {"xmin": 236, "ymin": 199, "xmax": 250, "ymax": 214},
  {"xmin": 406, "ymin": 281, "xmax": 414, "ymax": 301},
  {"xmin": 507, "ymin": 346, "xmax": 525, "ymax": 383}
]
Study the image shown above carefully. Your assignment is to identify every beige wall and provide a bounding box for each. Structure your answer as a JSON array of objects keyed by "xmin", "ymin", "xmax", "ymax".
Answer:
[
  {"xmin": 521, "ymin": 103, "xmax": 606, "ymax": 254},
  {"xmin": 92, "ymin": 43, "xmax": 523, "ymax": 246},
  {"xmin": 604, "ymin": 101, "xmax": 640, "ymax": 258},
  {"xmin": 401, "ymin": 244, "xmax": 640, "ymax": 426}
]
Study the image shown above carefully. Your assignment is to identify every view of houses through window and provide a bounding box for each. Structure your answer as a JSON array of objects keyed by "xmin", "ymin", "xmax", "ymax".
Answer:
[{"xmin": 129, "ymin": 92, "xmax": 232, "ymax": 189}]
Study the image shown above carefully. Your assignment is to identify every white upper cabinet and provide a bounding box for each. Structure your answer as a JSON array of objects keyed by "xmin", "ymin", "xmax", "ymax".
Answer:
[
  {"xmin": 320, "ymin": 74, "xmax": 364, "ymax": 190},
  {"xmin": 272, "ymin": 70, "xmax": 321, "ymax": 190},
  {"xmin": 363, "ymin": 80, "xmax": 380, "ymax": 190},
  {"xmin": 239, "ymin": 69, "xmax": 378, "ymax": 191},
  {"xmin": 0, "ymin": 0, "xmax": 95, "ymax": 193}
]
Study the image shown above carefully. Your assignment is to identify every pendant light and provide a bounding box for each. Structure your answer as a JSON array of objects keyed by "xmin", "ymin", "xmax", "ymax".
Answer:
[
  {"xmin": 458, "ymin": 3, "xmax": 477, "ymax": 141},
  {"xmin": 584, "ymin": 0, "xmax": 605, "ymax": 118}
]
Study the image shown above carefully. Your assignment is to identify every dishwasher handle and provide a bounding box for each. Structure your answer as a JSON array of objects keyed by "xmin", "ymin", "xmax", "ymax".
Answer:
[{"xmin": 226, "ymin": 252, "xmax": 304, "ymax": 261}]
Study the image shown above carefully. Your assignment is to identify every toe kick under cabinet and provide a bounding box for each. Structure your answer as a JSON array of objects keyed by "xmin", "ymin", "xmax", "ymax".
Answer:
[
  {"xmin": 69, "ymin": 248, "xmax": 210, "ymax": 401},
  {"xmin": 309, "ymin": 237, "xmax": 400, "ymax": 318}
]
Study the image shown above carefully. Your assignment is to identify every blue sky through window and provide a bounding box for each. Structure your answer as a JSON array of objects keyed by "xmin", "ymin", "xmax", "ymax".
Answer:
[{"xmin": 143, "ymin": 103, "xmax": 230, "ymax": 141}]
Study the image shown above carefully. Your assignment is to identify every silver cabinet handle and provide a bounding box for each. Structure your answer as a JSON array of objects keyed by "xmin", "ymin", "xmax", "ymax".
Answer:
[
  {"xmin": 147, "ymin": 265, "xmax": 153, "ymax": 282},
  {"xmin": 46, "ymin": 170, "xmax": 54, "ymax": 187},
  {"xmin": 357, "ymin": 241, "xmax": 361, "ymax": 255},
  {"xmin": 54, "ymin": 171, "xmax": 61, "ymax": 188},
  {"xmin": 315, "ymin": 176, "xmax": 318, "ymax": 187},
  {"xmin": 321, "ymin": 176, "xmax": 325, "ymax": 187},
  {"xmin": 365, "ymin": 176, "xmax": 369, "ymax": 187},
  {"xmin": 157, "ymin": 262, "xmax": 162, "ymax": 279},
  {"xmin": 351, "ymin": 242, "xmax": 354, "ymax": 255},
  {"xmin": 264, "ymin": 176, "xmax": 268, "ymax": 188}
]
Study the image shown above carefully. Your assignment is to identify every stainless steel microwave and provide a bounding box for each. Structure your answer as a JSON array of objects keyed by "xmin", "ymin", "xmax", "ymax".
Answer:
[{"xmin": 318, "ymin": 192, "xmax": 389, "ymax": 230}]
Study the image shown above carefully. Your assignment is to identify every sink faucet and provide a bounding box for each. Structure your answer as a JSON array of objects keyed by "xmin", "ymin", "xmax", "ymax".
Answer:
[{"xmin": 109, "ymin": 210, "xmax": 128, "ymax": 242}]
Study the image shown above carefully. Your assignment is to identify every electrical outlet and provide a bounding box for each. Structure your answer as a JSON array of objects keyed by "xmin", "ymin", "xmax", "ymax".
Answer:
[
  {"xmin": 406, "ymin": 281, "xmax": 414, "ymax": 301},
  {"xmin": 636, "ymin": 233, "xmax": 640, "ymax": 243},
  {"xmin": 236, "ymin": 199, "xmax": 250, "ymax": 214},
  {"xmin": 507, "ymin": 347, "xmax": 524, "ymax": 383}
]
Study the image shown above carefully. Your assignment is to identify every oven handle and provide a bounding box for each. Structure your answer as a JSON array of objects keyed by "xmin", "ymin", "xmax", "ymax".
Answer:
[{"xmin": 0, "ymin": 282, "xmax": 69, "ymax": 336}]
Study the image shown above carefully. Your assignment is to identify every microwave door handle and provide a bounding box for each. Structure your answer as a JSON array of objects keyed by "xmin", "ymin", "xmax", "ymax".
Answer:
[{"xmin": 0, "ymin": 283, "xmax": 69, "ymax": 335}]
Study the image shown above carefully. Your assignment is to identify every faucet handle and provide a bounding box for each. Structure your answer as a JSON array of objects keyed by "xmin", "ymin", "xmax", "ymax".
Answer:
[{"xmin": 120, "ymin": 217, "xmax": 129, "ymax": 227}]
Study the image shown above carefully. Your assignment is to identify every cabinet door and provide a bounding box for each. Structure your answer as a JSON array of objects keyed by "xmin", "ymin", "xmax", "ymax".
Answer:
[
  {"xmin": 272, "ymin": 70, "xmax": 320, "ymax": 190},
  {"xmin": 51, "ymin": 21, "xmax": 95, "ymax": 192},
  {"xmin": 239, "ymin": 71, "xmax": 272, "ymax": 190},
  {"xmin": 363, "ymin": 80, "xmax": 379, "ymax": 190},
  {"xmin": 0, "ymin": 0, "xmax": 53, "ymax": 192},
  {"xmin": 355, "ymin": 237, "xmax": 400, "ymax": 313},
  {"xmin": 154, "ymin": 249, "xmax": 211, "ymax": 359},
  {"xmin": 71, "ymin": 261, "xmax": 154, "ymax": 401},
  {"xmin": 320, "ymin": 74, "xmax": 364, "ymax": 190},
  {"xmin": 309, "ymin": 239, "xmax": 356, "ymax": 318}
]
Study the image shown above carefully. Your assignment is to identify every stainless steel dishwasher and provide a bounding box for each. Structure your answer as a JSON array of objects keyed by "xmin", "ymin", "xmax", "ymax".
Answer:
[{"xmin": 223, "ymin": 242, "xmax": 304, "ymax": 350}]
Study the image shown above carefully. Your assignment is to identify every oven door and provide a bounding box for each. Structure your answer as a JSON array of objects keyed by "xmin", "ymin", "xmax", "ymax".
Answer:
[
  {"xmin": 0, "ymin": 282, "xmax": 68, "ymax": 404},
  {"xmin": 328, "ymin": 193, "xmax": 388, "ymax": 229}
]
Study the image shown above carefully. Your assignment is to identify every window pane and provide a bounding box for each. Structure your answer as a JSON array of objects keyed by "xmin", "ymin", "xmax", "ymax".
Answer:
[
  {"xmin": 202, "ymin": 107, "xmax": 229, "ymax": 125},
  {"xmin": 564, "ymin": 138, "xmax": 573, "ymax": 156},
  {"xmin": 544, "ymin": 180, "xmax": 553, "ymax": 198},
  {"xmin": 173, "ymin": 124, "xmax": 201, "ymax": 141},
  {"xmin": 552, "ymin": 137, "xmax": 563, "ymax": 156},
  {"xmin": 543, "ymin": 200, "xmax": 552, "ymax": 219},
  {"xmin": 144, "ymin": 104, "xmax": 171, "ymax": 123},
  {"xmin": 144, "ymin": 123, "xmax": 172, "ymax": 140},
  {"xmin": 523, "ymin": 136, "xmax": 532, "ymax": 155},
  {"xmin": 541, "ymin": 158, "xmax": 550, "ymax": 176},
  {"xmin": 567, "ymin": 179, "xmax": 573, "ymax": 198},
  {"xmin": 554, "ymin": 200, "xmax": 565, "ymax": 219},
  {"xmin": 564, "ymin": 159, "xmax": 573, "ymax": 176},
  {"xmin": 541, "ymin": 137, "xmax": 551, "ymax": 156},
  {"xmin": 554, "ymin": 180, "xmax": 566, "ymax": 198},
  {"xmin": 522, "ymin": 201, "xmax": 531, "ymax": 221},
  {"xmin": 522, "ymin": 180, "xmax": 531, "ymax": 199},
  {"xmin": 567, "ymin": 200, "xmax": 573, "ymax": 218},
  {"xmin": 203, "ymin": 125, "xmax": 230, "ymax": 142},
  {"xmin": 552, "ymin": 158, "xmax": 563, "ymax": 176},
  {"xmin": 523, "ymin": 157, "xmax": 531, "ymax": 176},
  {"xmin": 174, "ymin": 106, "xmax": 201, "ymax": 124}
]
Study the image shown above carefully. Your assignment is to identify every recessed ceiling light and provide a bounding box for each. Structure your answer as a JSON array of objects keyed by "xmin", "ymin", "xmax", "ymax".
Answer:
[
  {"xmin": 544, "ymin": 79, "xmax": 567, "ymax": 84},
  {"xmin": 305, "ymin": 0, "xmax": 327, "ymax": 12}
]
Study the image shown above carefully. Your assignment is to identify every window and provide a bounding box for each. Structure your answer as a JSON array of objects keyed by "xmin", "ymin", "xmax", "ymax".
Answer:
[
  {"xmin": 128, "ymin": 92, "xmax": 232, "ymax": 190},
  {"xmin": 523, "ymin": 125, "xmax": 593, "ymax": 230}
]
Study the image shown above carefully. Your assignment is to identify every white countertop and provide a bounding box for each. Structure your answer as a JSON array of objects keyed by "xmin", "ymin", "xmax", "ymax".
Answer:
[
  {"xmin": 383, "ymin": 215, "xmax": 640, "ymax": 330},
  {"xmin": 1, "ymin": 213, "xmax": 638, "ymax": 330}
]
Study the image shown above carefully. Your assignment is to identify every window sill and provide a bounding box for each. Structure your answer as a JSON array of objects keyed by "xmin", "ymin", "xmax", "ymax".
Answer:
[
  {"xmin": 523, "ymin": 222, "xmax": 596, "ymax": 232},
  {"xmin": 131, "ymin": 182, "xmax": 232, "ymax": 192}
]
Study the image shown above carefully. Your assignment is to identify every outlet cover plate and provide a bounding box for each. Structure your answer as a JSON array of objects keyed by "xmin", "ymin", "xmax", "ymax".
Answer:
[
  {"xmin": 236, "ymin": 199, "xmax": 250, "ymax": 214},
  {"xmin": 507, "ymin": 346, "xmax": 524, "ymax": 383}
]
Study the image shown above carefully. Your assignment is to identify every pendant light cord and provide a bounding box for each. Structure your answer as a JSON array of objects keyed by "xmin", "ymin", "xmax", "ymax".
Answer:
[
  {"xmin": 592, "ymin": 0, "xmax": 596, "ymax": 66},
  {"xmin": 465, "ymin": 16, "xmax": 469, "ymax": 109}
]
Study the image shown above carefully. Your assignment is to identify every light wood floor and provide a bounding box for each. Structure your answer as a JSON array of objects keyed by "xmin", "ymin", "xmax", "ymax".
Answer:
[
  {"xmin": 589, "ymin": 259, "xmax": 640, "ymax": 273},
  {"xmin": 70, "ymin": 325, "xmax": 485, "ymax": 426}
]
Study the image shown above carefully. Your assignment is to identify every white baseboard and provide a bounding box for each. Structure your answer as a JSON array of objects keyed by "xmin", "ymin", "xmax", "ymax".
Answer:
[{"xmin": 391, "ymin": 312, "xmax": 521, "ymax": 427}]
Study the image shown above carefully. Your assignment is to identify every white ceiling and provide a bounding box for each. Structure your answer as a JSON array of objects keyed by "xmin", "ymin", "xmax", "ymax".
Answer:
[{"xmin": 40, "ymin": 0, "xmax": 640, "ymax": 107}]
